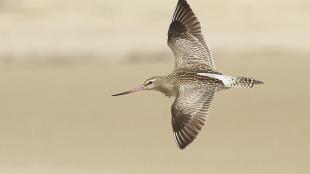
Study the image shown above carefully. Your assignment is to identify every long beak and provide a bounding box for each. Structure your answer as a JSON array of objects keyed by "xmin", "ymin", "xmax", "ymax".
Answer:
[{"xmin": 112, "ymin": 86, "xmax": 144, "ymax": 96}]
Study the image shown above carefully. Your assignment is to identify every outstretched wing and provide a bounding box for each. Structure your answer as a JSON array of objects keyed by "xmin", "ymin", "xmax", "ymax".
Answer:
[
  {"xmin": 168, "ymin": 0, "xmax": 215, "ymax": 69},
  {"xmin": 171, "ymin": 85, "xmax": 216, "ymax": 149}
]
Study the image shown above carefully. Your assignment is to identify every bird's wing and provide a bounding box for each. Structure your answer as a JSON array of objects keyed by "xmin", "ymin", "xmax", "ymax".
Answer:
[
  {"xmin": 171, "ymin": 85, "xmax": 216, "ymax": 149},
  {"xmin": 168, "ymin": 0, "xmax": 215, "ymax": 70}
]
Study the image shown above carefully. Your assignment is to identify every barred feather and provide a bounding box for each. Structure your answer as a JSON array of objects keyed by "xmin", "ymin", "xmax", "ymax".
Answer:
[
  {"xmin": 168, "ymin": 0, "xmax": 215, "ymax": 69},
  {"xmin": 171, "ymin": 85, "xmax": 215, "ymax": 149},
  {"xmin": 197, "ymin": 73, "xmax": 263, "ymax": 88}
]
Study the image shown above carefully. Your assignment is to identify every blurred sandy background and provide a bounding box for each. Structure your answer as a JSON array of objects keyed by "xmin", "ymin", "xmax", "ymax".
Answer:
[{"xmin": 0, "ymin": 0, "xmax": 309, "ymax": 173}]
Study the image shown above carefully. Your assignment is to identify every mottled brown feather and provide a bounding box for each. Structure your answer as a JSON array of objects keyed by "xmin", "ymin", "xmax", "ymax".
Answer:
[
  {"xmin": 168, "ymin": 0, "xmax": 215, "ymax": 69},
  {"xmin": 171, "ymin": 85, "xmax": 216, "ymax": 149}
]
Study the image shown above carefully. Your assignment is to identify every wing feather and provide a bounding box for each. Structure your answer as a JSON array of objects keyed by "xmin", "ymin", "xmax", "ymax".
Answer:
[
  {"xmin": 168, "ymin": 0, "xmax": 215, "ymax": 69},
  {"xmin": 171, "ymin": 85, "xmax": 216, "ymax": 149}
]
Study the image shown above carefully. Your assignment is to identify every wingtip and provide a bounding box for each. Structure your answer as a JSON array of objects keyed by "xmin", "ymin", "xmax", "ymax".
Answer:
[{"xmin": 178, "ymin": 145, "xmax": 187, "ymax": 150}]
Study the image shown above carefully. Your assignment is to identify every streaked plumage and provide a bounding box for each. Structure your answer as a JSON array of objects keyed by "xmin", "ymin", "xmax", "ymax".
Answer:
[
  {"xmin": 112, "ymin": 0, "xmax": 263, "ymax": 149},
  {"xmin": 168, "ymin": 0, "xmax": 214, "ymax": 69}
]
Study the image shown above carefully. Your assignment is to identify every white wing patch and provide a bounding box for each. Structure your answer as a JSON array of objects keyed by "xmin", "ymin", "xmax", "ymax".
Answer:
[{"xmin": 197, "ymin": 73, "xmax": 236, "ymax": 87}]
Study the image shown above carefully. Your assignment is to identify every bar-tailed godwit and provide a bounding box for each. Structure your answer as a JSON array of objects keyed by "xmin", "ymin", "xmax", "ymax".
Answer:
[{"xmin": 113, "ymin": 0, "xmax": 263, "ymax": 149}]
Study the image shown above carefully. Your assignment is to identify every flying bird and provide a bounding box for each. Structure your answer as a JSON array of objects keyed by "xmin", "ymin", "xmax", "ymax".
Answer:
[{"xmin": 112, "ymin": 0, "xmax": 263, "ymax": 149}]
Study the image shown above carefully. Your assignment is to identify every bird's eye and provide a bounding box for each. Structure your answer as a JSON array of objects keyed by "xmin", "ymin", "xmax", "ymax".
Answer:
[{"xmin": 147, "ymin": 81, "xmax": 153, "ymax": 85}]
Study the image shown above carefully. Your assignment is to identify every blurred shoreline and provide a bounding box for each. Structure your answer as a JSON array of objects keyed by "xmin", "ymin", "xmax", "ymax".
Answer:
[
  {"xmin": 0, "ymin": 1, "xmax": 310, "ymax": 174},
  {"xmin": 0, "ymin": 0, "xmax": 309, "ymax": 62}
]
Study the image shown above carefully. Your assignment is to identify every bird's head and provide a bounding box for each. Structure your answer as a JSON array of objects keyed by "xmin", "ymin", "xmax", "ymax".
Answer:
[{"xmin": 112, "ymin": 76, "xmax": 163, "ymax": 96}]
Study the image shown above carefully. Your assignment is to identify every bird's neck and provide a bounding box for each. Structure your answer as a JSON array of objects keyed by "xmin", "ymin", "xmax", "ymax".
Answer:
[{"xmin": 156, "ymin": 77, "xmax": 177, "ymax": 97}]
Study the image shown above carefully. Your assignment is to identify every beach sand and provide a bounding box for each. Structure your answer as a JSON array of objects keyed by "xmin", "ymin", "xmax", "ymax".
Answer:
[{"xmin": 0, "ymin": 0, "xmax": 309, "ymax": 173}]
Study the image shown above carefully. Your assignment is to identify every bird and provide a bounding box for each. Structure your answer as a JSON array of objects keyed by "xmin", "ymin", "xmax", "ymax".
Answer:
[{"xmin": 112, "ymin": 0, "xmax": 263, "ymax": 149}]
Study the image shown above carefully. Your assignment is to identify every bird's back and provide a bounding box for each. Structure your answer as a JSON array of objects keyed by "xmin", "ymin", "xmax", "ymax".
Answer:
[{"xmin": 168, "ymin": 67, "xmax": 223, "ymax": 88}]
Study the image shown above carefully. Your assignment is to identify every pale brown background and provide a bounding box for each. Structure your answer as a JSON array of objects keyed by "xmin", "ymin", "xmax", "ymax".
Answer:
[{"xmin": 0, "ymin": 0, "xmax": 309, "ymax": 173}]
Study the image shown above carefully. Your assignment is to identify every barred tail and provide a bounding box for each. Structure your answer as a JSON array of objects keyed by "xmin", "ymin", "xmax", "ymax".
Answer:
[
  {"xmin": 197, "ymin": 73, "xmax": 264, "ymax": 88},
  {"xmin": 227, "ymin": 76, "xmax": 264, "ymax": 88}
]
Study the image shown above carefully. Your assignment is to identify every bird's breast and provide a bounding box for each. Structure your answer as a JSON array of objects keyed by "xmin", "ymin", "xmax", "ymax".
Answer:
[{"xmin": 157, "ymin": 83, "xmax": 178, "ymax": 97}]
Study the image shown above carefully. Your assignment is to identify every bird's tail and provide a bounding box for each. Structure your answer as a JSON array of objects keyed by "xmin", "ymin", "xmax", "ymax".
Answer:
[
  {"xmin": 198, "ymin": 73, "xmax": 263, "ymax": 88},
  {"xmin": 224, "ymin": 76, "xmax": 264, "ymax": 88}
]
